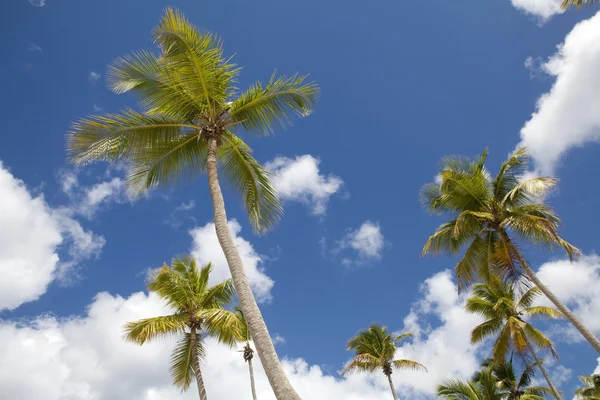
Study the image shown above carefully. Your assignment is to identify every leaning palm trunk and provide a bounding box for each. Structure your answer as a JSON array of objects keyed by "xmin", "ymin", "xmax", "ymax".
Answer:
[
  {"xmin": 245, "ymin": 343, "xmax": 258, "ymax": 400},
  {"xmin": 191, "ymin": 326, "xmax": 208, "ymax": 400},
  {"xmin": 500, "ymin": 230, "xmax": 600, "ymax": 353},
  {"xmin": 385, "ymin": 373, "xmax": 399, "ymax": 400},
  {"xmin": 206, "ymin": 139, "xmax": 301, "ymax": 400},
  {"xmin": 521, "ymin": 330, "xmax": 561, "ymax": 400}
]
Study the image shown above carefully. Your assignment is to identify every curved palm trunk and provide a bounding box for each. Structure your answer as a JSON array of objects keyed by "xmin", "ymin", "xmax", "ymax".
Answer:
[
  {"xmin": 206, "ymin": 138, "xmax": 301, "ymax": 400},
  {"xmin": 246, "ymin": 344, "xmax": 258, "ymax": 400},
  {"xmin": 385, "ymin": 373, "xmax": 399, "ymax": 400},
  {"xmin": 500, "ymin": 230, "xmax": 600, "ymax": 353},
  {"xmin": 191, "ymin": 326, "xmax": 208, "ymax": 400},
  {"xmin": 521, "ymin": 332, "xmax": 561, "ymax": 400}
]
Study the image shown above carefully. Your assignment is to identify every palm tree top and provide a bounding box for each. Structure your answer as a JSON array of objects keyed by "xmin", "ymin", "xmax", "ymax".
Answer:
[
  {"xmin": 421, "ymin": 147, "xmax": 579, "ymax": 289},
  {"xmin": 67, "ymin": 7, "xmax": 320, "ymax": 235},
  {"xmin": 466, "ymin": 276, "xmax": 563, "ymax": 362},
  {"xmin": 342, "ymin": 324, "xmax": 426, "ymax": 375},
  {"xmin": 576, "ymin": 374, "xmax": 600, "ymax": 399}
]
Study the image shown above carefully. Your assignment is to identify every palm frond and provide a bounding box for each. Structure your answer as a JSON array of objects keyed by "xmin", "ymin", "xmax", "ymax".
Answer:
[
  {"xmin": 198, "ymin": 308, "xmax": 240, "ymax": 346},
  {"xmin": 341, "ymin": 353, "xmax": 380, "ymax": 375},
  {"xmin": 201, "ymin": 277, "xmax": 234, "ymax": 309},
  {"xmin": 229, "ymin": 72, "xmax": 319, "ymax": 136},
  {"xmin": 106, "ymin": 49, "xmax": 202, "ymax": 120},
  {"xmin": 471, "ymin": 317, "xmax": 504, "ymax": 344},
  {"xmin": 126, "ymin": 132, "xmax": 207, "ymax": 197},
  {"xmin": 170, "ymin": 332, "xmax": 205, "ymax": 391},
  {"xmin": 392, "ymin": 359, "xmax": 427, "ymax": 372},
  {"xmin": 152, "ymin": 7, "xmax": 237, "ymax": 113},
  {"xmin": 219, "ymin": 132, "xmax": 283, "ymax": 234},
  {"xmin": 437, "ymin": 379, "xmax": 481, "ymax": 400},
  {"xmin": 123, "ymin": 313, "xmax": 187, "ymax": 345},
  {"xmin": 67, "ymin": 109, "xmax": 199, "ymax": 166},
  {"xmin": 523, "ymin": 324, "xmax": 558, "ymax": 359},
  {"xmin": 525, "ymin": 306, "xmax": 563, "ymax": 320}
]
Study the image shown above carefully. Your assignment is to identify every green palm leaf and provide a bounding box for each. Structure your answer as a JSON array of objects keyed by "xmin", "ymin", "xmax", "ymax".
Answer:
[{"xmin": 123, "ymin": 313, "xmax": 187, "ymax": 345}]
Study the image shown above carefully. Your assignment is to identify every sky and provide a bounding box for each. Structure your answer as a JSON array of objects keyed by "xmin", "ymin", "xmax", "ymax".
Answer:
[{"xmin": 1, "ymin": 0, "xmax": 600, "ymax": 399}]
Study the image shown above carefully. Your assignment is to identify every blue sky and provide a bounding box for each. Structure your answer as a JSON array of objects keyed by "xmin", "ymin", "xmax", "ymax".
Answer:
[{"xmin": 2, "ymin": 0, "xmax": 600, "ymax": 398}]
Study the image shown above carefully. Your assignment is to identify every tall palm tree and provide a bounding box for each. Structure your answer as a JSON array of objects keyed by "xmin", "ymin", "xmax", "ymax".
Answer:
[
  {"xmin": 234, "ymin": 307, "xmax": 258, "ymax": 400},
  {"xmin": 123, "ymin": 256, "xmax": 240, "ymax": 400},
  {"xmin": 466, "ymin": 276, "xmax": 563, "ymax": 399},
  {"xmin": 473, "ymin": 356, "xmax": 553, "ymax": 400},
  {"xmin": 342, "ymin": 324, "xmax": 426, "ymax": 400},
  {"xmin": 575, "ymin": 375, "xmax": 600, "ymax": 399},
  {"xmin": 420, "ymin": 147, "xmax": 600, "ymax": 353},
  {"xmin": 438, "ymin": 367, "xmax": 505, "ymax": 400},
  {"xmin": 68, "ymin": 8, "xmax": 318, "ymax": 399}
]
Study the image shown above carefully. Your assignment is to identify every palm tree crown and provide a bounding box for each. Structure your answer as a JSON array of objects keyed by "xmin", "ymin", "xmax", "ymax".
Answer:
[
  {"xmin": 123, "ymin": 256, "xmax": 239, "ymax": 393},
  {"xmin": 575, "ymin": 375, "xmax": 600, "ymax": 399},
  {"xmin": 421, "ymin": 147, "xmax": 578, "ymax": 290},
  {"xmin": 466, "ymin": 276, "xmax": 561, "ymax": 363},
  {"xmin": 67, "ymin": 7, "xmax": 319, "ymax": 235},
  {"xmin": 473, "ymin": 356, "xmax": 553, "ymax": 400},
  {"xmin": 342, "ymin": 324, "xmax": 426, "ymax": 400}
]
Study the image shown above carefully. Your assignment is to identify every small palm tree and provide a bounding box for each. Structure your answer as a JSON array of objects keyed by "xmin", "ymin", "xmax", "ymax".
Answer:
[
  {"xmin": 123, "ymin": 256, "xmax": 240, "ymax": 400},
  {"xmin": 342, "ymin": 324, "xmax": 426, "ymax": 400},
  {"xmin": 421, "ymin": 148, "xmax": 600, "ymax": 353},
  {"xmin": 575, "ymin": 375, "xmax": 600, "ymax": 399},
  {"xmin": 473, "ymin": 356, "xmax": 553, "ymax": 400},
  {"xmin": 438, "ymin": 367, "xmax": 504, "ymax": 400},
  {"xmin": 466, "ymin": 276, "xmax": 563, "ymax": 399},
  {"xmin": 234, "ymin": 307, "xmax": 258, "ymax": 400},
  {"xmin": 68, "ymin": 8, "xmax": 318, "ymax": 399}
]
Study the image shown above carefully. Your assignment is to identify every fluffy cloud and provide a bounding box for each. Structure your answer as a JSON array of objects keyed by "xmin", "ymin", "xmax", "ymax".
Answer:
[
  {"xmin": 28, "ymin": 0, "xmax": 46, "ymax": 6},
  {"xmin": 0, "ymin": 162, "xmax": 104, "ymax": 310},
  {"xmin": 535, "ymin": 255, "xmax": 600, "ymax": 341},
  {"xmin": 392, "ymin": 271, "xmax": 485, "ymax": 397},
  {"xmin": 190, "ymin": 220, "xmax": 274, "ymax": 303},
  {"xmin": 334, "ymin": 221, "xmax": 386, "ymax": 266},
  {"xmin": 265, "ymin": 155, "xmax": 343, "ymax": 215},
  {"xmin": 0, "ymin": 291, "xmax": 393, "ymax": 400},
  {"xmin": 519, "ymin": 12, "xmax": 600, "ymax": 174},
  {"xmin": 0, "ymin": 271, "xmax": 489, "ymax": 400},
  {"xmin": 510, "ymin": 0, "xmax": 563, "ymax": 22}
]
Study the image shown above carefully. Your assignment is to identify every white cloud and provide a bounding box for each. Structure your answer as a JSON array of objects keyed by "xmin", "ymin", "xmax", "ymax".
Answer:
[
  {"xmin": 58, "ymin": 171, "xmax": 128, "ymax": 219},
  {"xmin": 0, "ymin": 271, "xmax": 488, "ymax": 399},
  {"xmin": 28, "ymin": 0, "xmax": 46, "ymax": 6},
  {"xmin": 93, "ymin": 105, "xmax": 103, "ymax": 112},
  {"xmin": 190, "ymin": 220, "xmax": 274, "ymax": 303},
  {"xmin": 273, "ymin": 334, "xmax": 286, "ymax": 345},
  {"xmin": 510, "ymin": 0, "xmax": 563, "ymax": 22},
  {"xmin": 265, "ymin": 155, "xmax": 343, "ymax": 215},
  {"xmin": 595, "ymin": 357, "xmax": 600, "ymax": 374},
  {"xmin": 519, "ymin": 12, "xmax": 600, "ymax": 174},
  {"xmin": 26, "ymin": 41, "xmax": 43, "ymax": 53},
  {"xmin": 535, "ymin": 255, "xmax": 600, "ymax": 341},
  {"xmin": 176, "ymin": 200, "xmax": 195, "ymax": 212},
  {"xmin": 0, "ymin": 161, "xmax": 104, "ymax": 310},
  {"xmin": 335, "ymin": 221, "xmax": 386, "ymax": 266},
  {"xmin": 391, "ymin": 271, "xmax": 485, "ymax": 397},
  {"xmin": 0, "ymin": 290, "xmax": 394, "ymax": 400},
  {"xmin": 89, "ymin": 71, "xmax": 101, "ymax": 84}
]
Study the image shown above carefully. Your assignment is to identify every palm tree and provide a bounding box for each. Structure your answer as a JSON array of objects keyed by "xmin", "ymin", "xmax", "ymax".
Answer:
[
  {"xmin": 68, "ymin": 8, "xmax": 318, "ymax": 399},
  {"xmin": 342, "ymin": 324, "xmax": 426, "ymax": 400},
  {"xmin": 438, "ymin": 367, "xmax": 505, "ymax": 400},
  {"xmin": 575, "ymin": 375, "xmax": 600, "ymax": 399},
  {"xmin": 123, "ymin": 256, "xmax": 240, "ymax": 400},
  {"xmin": 420, "ymin": 147, "xmax": 600, "ymax": 353},
  {"xmin": 234, "ymin": 307, "xmax": 258, "ymax": 400},
  {"xmin": 466, "ymin": 276, "xmax": 563, "ymax": 399},
  {"xmin": 473, "ymin": 356, "xmax": 553, "ymax": 400}
]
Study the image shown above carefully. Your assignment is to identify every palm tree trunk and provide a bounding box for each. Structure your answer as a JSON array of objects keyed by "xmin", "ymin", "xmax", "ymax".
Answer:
[
  {"xmin": 385, "ymin": 373, "xmax": 399, "ymax": 400},
  {"xmin": 191, "ymin": 326, "xmax": 208, "ymax": 400},
  {"xmin": 206, "ymin": 138, "xmax": 301, "ymax": 400},
  {"xmin": 247, "ymin": 346, "xmax": 258, "ymax": 400},
  {"xmin": 499, "ymin": 229, "xmax": 600, "ymax": 353},
  {"xmin": 522, "ymin": 331, "xmax": 561, "ymax": 400}
]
